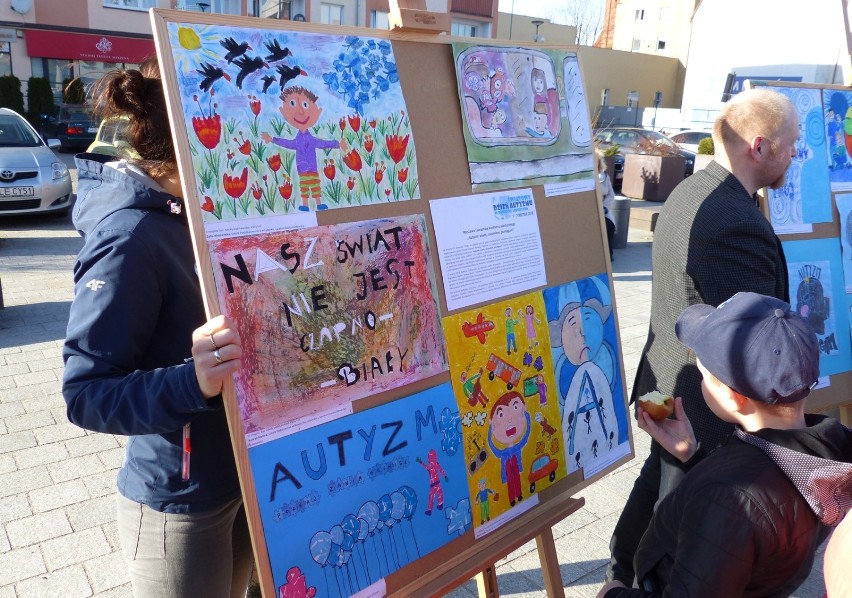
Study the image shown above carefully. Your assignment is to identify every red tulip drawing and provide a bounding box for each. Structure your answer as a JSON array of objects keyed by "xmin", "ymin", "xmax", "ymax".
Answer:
[
  {"xmin": 267, "ymin": 154, "xmax": 282, "ymax": 172},
  {"xmin": 279, "ymin": 177, "xmax": 293, "ymax": 200},
  {"xmin": 249, "ymin": 95, "xmax": 261, "ymax": 117},
  {"xmin": 347, "ymin": 114, "xmax": 361, "ymax": 132},
  {"xmin": 369, "ymin": 119, "xmax": 377, "ymax": 129},
  {"xmin": 342, "ymin": 149, "xmax": 363, "ymax": 172},
  {"xmin": 323, "ymin": 159, "xmax": 336, "ymax": 181},
  {"xmin": 386, "ymin": 134, "xmax": 409, "ymax": 164},
  {"xmin": 398, "ymin": 167, "xmax": 409, "ymax": 183},
  {"xmin": 201, "ymin": 195, "xmax": 214, "ymax": 212},
  {"xmin": 223, "ymin": 167, "xmax": 248, "ymax": 198},
  {"xmin": 251, "ymin": 183, "xmax": 262, "ymax": 200},
  {"xmin": 339, "ymin": 117, "xmax": 346, "ymax": 132},
  {"xmin": 192, "ymin": 114, "xmax": 221, "ymax": 150},
  {"xmin": 236, "ymin": 137, "xmax": 251, "ymax": 156},
  {"xmin": 347, "ymin": 176, "xmax": 355, "ymax": 191},
  {"xmin": 364, "ymin": 135, "xmax": 374, "ymax": 153},
  {"xmin": 384, "ymin": 188, "xmax": 391, "ymax": 197},
  {"xmin": 374, "ymin": 161, "xmax": 386, "ymax": 184}
]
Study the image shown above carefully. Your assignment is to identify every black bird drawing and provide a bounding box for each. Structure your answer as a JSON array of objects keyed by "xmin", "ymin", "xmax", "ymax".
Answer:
[
  {"xmin": 220, "ymin": 37, "xmax": 251, "ymax": 63},
  {"xmin": 234, "ymin": 55, "xmax": 268, "ymax": 89},
  {"xmin": 276, "ymin": 64, "xmax": 307, "ymax": 87},
  {"xmin": 263, "ymin": 39, "xmax": 291, "ymax": 63},
  {"xmin": 196, "ymin": 62, "xmax": 231, "ymax": 92},
  {"xmin": 260, "ymin": 75, "xmax": 276, "ymax": 94}
]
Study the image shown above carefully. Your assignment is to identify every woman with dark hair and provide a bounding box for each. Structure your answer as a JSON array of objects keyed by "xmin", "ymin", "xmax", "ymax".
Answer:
[{"xmin": 62, "ymin": 57, "xmax": 253, "ymax": 597}]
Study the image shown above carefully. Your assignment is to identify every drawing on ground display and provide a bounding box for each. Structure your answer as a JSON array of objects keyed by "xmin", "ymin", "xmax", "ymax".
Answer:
[
  {"xmin": 766, "ymin": 86, "xmax": 832, "ymax": 231},
  {"xmin": 208, "ymin": 215, "xmax": 447, "ymax": 446},
  {"xmin": 443, "ymin": 292, "xmax": 567, "ymax": 534},
  {"xmin": 452, "ymin": 44, "xmax": 594, "ymax": 192},
  {"xmin": 250, "ymin": 383, "xmax": 470, "ymax": 597},
  {"xmin": 165, "ymin": 22, "xmax": 419, "ymax": 220},
  {"xmin": 824, "ymin": 89, "xmax": 852, "ymax": 191},
  {"xmin": 544, "ymin": 274, "xmax": 630, "ymax": 479},
  {"xmin": 837, "ymin": 194, "xmax": 852, "ymax": 293},
  {"xmin": 784, "ymin": 238, "xmax": 852, "ymax": 377}
]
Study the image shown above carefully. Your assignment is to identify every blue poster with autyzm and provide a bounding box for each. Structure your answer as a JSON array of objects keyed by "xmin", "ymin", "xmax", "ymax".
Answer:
[
  {"xmin": 783, "ymin": 238, "xmax": 852, "ymax": 377},
  {"xmin": 249, "ymin": 383, "xmax": 471, "ymax": 597}
]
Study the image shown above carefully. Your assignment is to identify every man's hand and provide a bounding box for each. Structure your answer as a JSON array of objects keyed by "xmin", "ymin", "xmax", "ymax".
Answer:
[{"xmin": 638, "ymin": 396, "xmax": 698, "ymax": 462}]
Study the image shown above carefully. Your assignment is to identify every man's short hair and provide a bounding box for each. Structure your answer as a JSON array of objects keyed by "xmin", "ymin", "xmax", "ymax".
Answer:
[
  {"xmin": 280, "ymin": 86, "xmax": 318, "ymax": 103},
  {"xmin": 712, "ymin": 88, "xmax": 796, "ymax": 153}
]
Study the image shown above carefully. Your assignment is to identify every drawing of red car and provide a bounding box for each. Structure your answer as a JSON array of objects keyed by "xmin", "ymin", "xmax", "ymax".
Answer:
[
  {"xmin": 486, "ymin": 353, "xmax": 522, "ymax": 389},
  {"xmin": 528, "ymin": 454, "xmax": 558, "ymax": 493}
]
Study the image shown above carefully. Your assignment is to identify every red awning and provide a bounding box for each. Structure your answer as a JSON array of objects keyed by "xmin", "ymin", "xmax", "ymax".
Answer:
[{"xmin": 24, "ymin": 29, "xmax": 155, "ymax": 64}]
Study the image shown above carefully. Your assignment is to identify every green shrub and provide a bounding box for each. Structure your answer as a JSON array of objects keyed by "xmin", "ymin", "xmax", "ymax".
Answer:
[
  {"xmin": 0, "ymin": 75, "xmax": 24, "ymax": 114},
  {"xmin": 603, "ymin": 144, "xmax": 621, "ymax": 157},
  {"xmin": 697, "ymin": 137, "xmax": 715, "ymax": 155},
  {"xmin": 63, "ymin": 78, "xmax": 86, "ymax": 104},
  {"xmin": 26, "ymin": 77, "xmax": 56, "ymax": 119}
]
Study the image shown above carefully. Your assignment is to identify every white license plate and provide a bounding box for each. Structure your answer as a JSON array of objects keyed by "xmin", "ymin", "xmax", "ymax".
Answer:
[
  {"xmin": 88, "ymin": 127, "xmax": 98, "ymax": 133},
  {"xmin": 0, "ymin": 186, "xmax": 34, "ymax": 197}
]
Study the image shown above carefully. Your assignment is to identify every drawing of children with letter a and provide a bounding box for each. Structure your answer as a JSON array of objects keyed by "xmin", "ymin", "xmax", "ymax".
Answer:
[{"xmin": 261, "ymin": 86, "xmax": 346, "ymax": 212}]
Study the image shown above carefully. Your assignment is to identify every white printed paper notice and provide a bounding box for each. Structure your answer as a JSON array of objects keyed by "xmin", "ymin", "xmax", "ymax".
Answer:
[{"xmin": 430, "ymin": 188, "xmax": 546, "ymax": 311}]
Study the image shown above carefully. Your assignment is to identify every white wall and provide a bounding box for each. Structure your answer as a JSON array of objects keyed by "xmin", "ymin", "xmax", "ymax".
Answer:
[{"xmin": 682, "ymin": 0, "xmax": 851, "ymax": 117}]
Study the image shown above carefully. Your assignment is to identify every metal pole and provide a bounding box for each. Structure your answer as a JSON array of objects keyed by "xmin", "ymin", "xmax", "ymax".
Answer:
[{"xmin": 509, "ymin": 0, "xmax": 515, "ymax": 39}]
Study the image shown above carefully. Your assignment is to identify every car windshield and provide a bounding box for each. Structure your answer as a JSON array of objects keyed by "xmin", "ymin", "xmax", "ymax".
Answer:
[
  {"xmin": 0, "ymin": 115, "xmax": 43, "ymax": 148},
  {"xmin": 642, "ymin": 131, "xmax": 678, "ymax": 150}
]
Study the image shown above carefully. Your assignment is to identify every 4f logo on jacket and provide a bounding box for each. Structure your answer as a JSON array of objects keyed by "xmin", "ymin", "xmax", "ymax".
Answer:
[{"xmin": 85, "ymin": 279, "xmax": 106, "ymax": 291}]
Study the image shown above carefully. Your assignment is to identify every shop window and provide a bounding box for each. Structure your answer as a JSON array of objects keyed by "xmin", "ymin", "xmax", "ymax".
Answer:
[
  {"xmin": 0, "ymin": 43, "xmax": 10, "ymax": 78},
  {"xmin": 320, "ymin": 3, "xmax": 343, "ymax": 25},
  {"xmin": 451, "ymin": 22, "xmax": 479, "ymax": 38}
]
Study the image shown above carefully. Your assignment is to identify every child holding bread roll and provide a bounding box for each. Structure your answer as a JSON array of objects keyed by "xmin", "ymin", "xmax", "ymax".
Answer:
[{"xmin": 598, "ymin": 292, "xmax": 852, "ymax": 598}]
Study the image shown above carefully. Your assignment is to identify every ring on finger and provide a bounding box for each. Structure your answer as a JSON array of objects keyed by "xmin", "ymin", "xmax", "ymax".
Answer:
[
  {"xmin": 214, "ymin": 349, "xmax": 223, "ymax": 364},
  {"xmin": 209, "ymin": 333, "xmax": 219, "ymax": 351}
]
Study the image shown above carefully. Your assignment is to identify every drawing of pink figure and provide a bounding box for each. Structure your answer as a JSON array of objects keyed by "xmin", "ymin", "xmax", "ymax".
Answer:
[
  {"xmin": 417, "ymin": 449, "xmax": 448, "ymax": 515},
  {"xmin": 519, "ymin": 304, "xmax": 542, "ymax": 349},
  {"xmin": 278, "ymin": 566, "xmax": 317, "ymax": 598}
]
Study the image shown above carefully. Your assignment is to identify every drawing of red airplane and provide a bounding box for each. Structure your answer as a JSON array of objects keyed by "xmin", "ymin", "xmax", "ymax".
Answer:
[{"xmin": 462, "ymin": 313, "xmax": 495, "ymax": 344}]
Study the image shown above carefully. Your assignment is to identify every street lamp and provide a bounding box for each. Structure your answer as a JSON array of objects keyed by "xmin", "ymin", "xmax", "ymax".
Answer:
[{"xmin": 531, "ymin": 19, "xmax": 545, "ymax": 43}]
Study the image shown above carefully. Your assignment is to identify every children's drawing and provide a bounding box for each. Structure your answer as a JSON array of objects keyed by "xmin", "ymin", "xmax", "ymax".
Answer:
[
  {"xmin": 452, "ymin": 44, "xmax": 594, "ymax": 192},
  {"xmin": 249, "ymin": 383, "xmax": 470, "ymax": 597},
  {"xmin": 784, "ymin": 238, "xmax": 852, "ymax": 377},
  {"xmin": 824, "ymin": 89, "xmax": 852, "ymax": 191},
  {"xmin": 443, "ymin": 292, "xmax": 567, "ymax": 529},
  {"xmin": 544, "ymin": 275, "xmax": 630, "ymax": 479},
  {"xmin": 766, "ymin": 87, "xmax": 832, "ymax": 229},
  {"xmin": 836, "ymin": 194, "xmax": 852, "ymax": 293},
  {"xmin": 208, "ymin": 215, "xmax": 447, "ymax": 445},
  {"xmin": 165, "ymin": 22, "xmax": 420, "ymax": 220}
]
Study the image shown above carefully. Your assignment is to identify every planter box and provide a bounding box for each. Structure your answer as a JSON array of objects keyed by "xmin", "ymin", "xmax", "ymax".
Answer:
[
  {"xmin": 603, "ymin": 154, "xmax": 617, "ymax": 182},
  {"xmin": 621, "ymin": 154, "xmax": 686, "ymax": 202},
  {"xmin": 693, "ymin": 154, "xmax": 714, "ymax": 172}
]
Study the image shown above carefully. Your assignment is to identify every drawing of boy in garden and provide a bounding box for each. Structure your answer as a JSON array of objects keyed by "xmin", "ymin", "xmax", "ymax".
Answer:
[{"xmin": 261, "ymin": 86, "xmax": 346, "ymax": 211}]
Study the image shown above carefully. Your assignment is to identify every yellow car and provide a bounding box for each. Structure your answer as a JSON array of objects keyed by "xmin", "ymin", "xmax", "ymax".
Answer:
[{"xmin": 86, "ymin": 116, "xmax": 139, "ymax": 159}]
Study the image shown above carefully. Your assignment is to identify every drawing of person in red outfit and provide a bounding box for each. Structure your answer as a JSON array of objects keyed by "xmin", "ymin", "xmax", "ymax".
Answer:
[{"xmin": 416, "ymin": 449, "xmax": 448, "ymax": 515}]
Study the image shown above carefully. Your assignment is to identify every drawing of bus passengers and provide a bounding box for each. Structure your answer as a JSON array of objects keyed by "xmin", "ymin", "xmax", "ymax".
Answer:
[
  {"xmin": 487, "ymin": 391, "xmax": 531, "ymax": 506},
  {"xmin": 525, "ymin": 103, "xmax": 550, "ymax": 138}
]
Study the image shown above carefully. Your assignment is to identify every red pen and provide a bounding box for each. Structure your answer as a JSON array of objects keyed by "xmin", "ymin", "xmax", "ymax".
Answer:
[{"xmin": 181, "ymin": 423, "xmax": 191, "ymax": 481}]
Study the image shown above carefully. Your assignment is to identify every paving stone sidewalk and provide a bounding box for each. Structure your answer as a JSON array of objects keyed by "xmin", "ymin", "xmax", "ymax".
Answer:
[{"xmin": 0, "ymin": 211, "xmax": 827, "ymax": 597}]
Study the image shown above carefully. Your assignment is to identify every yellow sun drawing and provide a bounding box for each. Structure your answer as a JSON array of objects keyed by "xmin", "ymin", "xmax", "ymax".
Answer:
[{"xmin": 169, "ymin": 23, "xmax": 222, "ymax": 75}]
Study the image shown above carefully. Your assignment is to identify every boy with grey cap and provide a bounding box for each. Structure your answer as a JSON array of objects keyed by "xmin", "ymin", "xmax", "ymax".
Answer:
[{"xmin": 599, "ymin": 292, "xmax": 852, "ymax": 598}]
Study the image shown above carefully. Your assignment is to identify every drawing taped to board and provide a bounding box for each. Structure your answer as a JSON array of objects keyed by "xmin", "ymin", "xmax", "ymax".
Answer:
[
  {"xmin": 824, "ymin": 89, "xmax": 852, "ymax": 191},
  {"xmin": 165, "ymin": 22, "xmax": 420, "ymax": 220},
  {"xmin": 209, "ymin": 215, "xmax": 447, "ymax": 446},
  {"xmin": 544, "ymin": 275, "xmax": 630, "ymax": 479},
  {"xmin": 765, "ymin": 86, "xmax": 832, "ymax": 230},
  {"xmin": 250, "ymin": 383, "xmax": 471, "ymax": 597},
  {"xmin": 784, "ymin": 237, "xmax": 852, "ymax": 377},
  {"xmin": 443, "ymin": 293, "xmax": 567, "ymax": 533},
  {"xmin": 452, "ymin": 44, "xmax": 594, "ymax": 192},
  {"xmin": 837, "ymin": 194, "xmax": 852, "ymax": 293}
]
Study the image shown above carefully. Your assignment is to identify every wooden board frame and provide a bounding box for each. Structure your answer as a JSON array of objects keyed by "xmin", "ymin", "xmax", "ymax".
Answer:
[
  {"xmin": 150, "ymin": 10, "xmax": 634, "ymax": 597},
  {"xmin": 749, "ymin": 80, "xmax": 852, "ymax": 415}
]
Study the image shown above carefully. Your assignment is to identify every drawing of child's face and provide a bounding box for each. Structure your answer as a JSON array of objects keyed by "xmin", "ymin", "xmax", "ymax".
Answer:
[
  {"xmin": 505, "ymin": 307, "xmax": 512, "ymax": 317},
  {"xmin": 533, "ymin": 112, "xmax": 547, "ymax": 133},
  {"xmin": 561, "ymin": 306, "xmax": 604, "ymax": 365},
  {"xmin": 533, "ymin": 75, "xmax": 545, "ymax": 95},
  {"xmin": 525, "ymin": 305, "xmax": 533, "ymax": 315},
  {"xmin": 280, "ymin": 91, "xmax": 321, "ymax": 131},
  {"xmin": 492, "ymin": 110, "xmax": 506, "ymax": 126},
  {"xmin": 491, "ymin": 395, "xmax": 527, "ymax": 446},
  {"xmin": 478, "ymin": 478, "xmax": 486, "ymax": 490}
]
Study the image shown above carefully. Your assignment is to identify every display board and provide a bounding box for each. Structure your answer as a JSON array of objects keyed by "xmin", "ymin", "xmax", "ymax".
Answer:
[
  {"xmin": 753, "ymin": 80, "xmax": 852, "ymax": 415},
  {"xmin": 151, "ymin": 10, "xmax": 633, "ymax": 597}
]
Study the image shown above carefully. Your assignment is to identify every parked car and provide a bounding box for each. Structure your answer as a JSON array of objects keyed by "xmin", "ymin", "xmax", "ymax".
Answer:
[
  {"xmin": 0, "ymin": 108, "xmax": 72, "ymax": 216},
  {"xmin": 53, "ymin": 103, "xmax": 97, "ymax": 152},
  {"xmin": 87, "ymin": 116, "xmax": 138, "ymax": 158},
  {"xmin": 669, "ymin": 129, "xmax": 713, "ymax": 154},
  {"xmin": 594, "ymin": 127, "xmax": 695, "ymax": 188}
]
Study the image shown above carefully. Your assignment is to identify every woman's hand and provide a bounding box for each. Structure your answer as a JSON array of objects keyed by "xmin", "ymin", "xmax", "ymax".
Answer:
[
  {"xmin": 637, "ymin": 396, "xmax": 698, "ymax": 463},
  {"xmin": 191, "ymin": 315, "xmax": 242, "ymax": 400}
]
